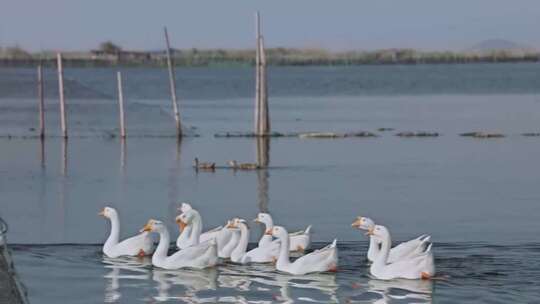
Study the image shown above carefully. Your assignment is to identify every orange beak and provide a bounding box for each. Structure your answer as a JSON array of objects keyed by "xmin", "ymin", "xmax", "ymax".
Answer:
[
  {"xmin": 98, "ymin": 209, "xmax": 105, "ymax": 216},
  {"xmin": 365, "ymin": 227, "xmax": 374, "ymax": 236},
  {"xmin": 226, "ymin": 222, "xmax": 237, "ymax": 229},
  {"xmin": 264, "ymin": 229, "xmax": 272, "ymax": 235},
  {"xmin": 140, "ymin": 222, "xmax": 153, "ymax": 233},
  {"xmin": 351, "ymin": 217, "xmax": 363, "ymax": 228},
  {"xmin": 253, "ymin": 218, "xmax": 260, "ymax": 223},
  {"xmin": 176, "ymin": 218, "xmax": 187, "ymax": 232}
]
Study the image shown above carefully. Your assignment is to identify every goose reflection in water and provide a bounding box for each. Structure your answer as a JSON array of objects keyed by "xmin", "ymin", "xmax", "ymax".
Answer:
[
  {"xmin": 102, "ymin": 256, "xmax": 430, "ymax": 303},
  {"xmin": 152, "ymin": 268, "xmax": 218, "ymax": 302},
  {"xmin": 102, "ymin": 257, "xmax": 152, "ymax": 303},
  {"xmin": 347, "ymin": 278, "xmax": 433, "ymax": 304},
  {"xmin": 219, "ymin": 264, "xmax": 338, "ymax": 303}
]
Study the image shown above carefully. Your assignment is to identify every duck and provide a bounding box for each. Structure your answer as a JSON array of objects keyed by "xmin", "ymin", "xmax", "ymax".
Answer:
[
  {"xmin": 175, "ymin": 203, "xmax": 237, "ymax": 258},
  {"xmin": 140, "ymin": 219, "xmax": 218, "ymax": 270},
  {"xmin": 193, "ymin": 157, "xmax": 215, "ymax": 170},
  {"xmin": 351, "ymin": 216, "xmax": 430, "ymax": 263},
  {"xmin": 367, "ymin": 225, "xmax": 435, "ymax": 280},
  {"xmin": 227, "ymin": 160, "xmax": 260, "ymax": 170},
  {"xmin": 272, "ymin": 226, "xmax": 338, "ymax": 275},
  {"xmin": 254, "ymin": 212, "xmax": 312, "ymax": 252},
  {"xmin": 227, "ymin": 217, "xmax": 279, "ymax": 263},
  {"xmin": 99, "ymin": 206, "xmax": 155, "ymax": 258}
]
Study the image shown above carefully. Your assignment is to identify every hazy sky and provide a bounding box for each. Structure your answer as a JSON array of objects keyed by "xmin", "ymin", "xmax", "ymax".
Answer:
[{"xmin": 1, "ymin": 0, "xmax": 539, "ymax": 51}]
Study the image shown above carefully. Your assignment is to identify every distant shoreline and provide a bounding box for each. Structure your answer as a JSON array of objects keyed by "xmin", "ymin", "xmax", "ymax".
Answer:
[{"xmin": 1, "ymin": 47, "xmax": 539, "ymax": 67}]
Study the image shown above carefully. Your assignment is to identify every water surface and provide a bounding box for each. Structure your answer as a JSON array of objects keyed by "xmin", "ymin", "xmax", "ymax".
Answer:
[{"xmin": 1, "ymin": 64, "xmax": 540, "ymax": 302}]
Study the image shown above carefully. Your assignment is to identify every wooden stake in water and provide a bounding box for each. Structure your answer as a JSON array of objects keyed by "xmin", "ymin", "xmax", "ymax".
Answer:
[
  {"xmin": 37, "ymin": 65, "xmax": 45, "ymax": 139},
  {"xmin": 259, "ymin": 36, "xmax": 270, "ymax": 134},
  {"xmin": 163, "ymin": 27, "xmax": 182, "ymax": 138},
  {"xmin": 116, "ymin": 71, "xmax": 126, "ymax": 138},
  {"xmin": 254, "ymin": 12, "xmax": 261, "ymax": 134},
  {"xmin": 56, "ymin": 53, "xmax": 67, "ymax": 138}
]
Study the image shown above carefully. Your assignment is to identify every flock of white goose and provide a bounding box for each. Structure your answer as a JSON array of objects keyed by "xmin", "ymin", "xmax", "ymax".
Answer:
[{"xmin": 99, "ymin": 203, "xmax": 435, "ymax": 280}]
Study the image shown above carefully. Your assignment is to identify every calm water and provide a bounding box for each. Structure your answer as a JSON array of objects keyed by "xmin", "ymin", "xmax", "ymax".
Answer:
[{"xmin": 1, "ymin": 64, "xmax": 540, "ymax": 303}]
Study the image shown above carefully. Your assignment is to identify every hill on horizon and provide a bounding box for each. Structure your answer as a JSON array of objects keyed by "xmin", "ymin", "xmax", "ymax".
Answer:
[{"xmin": 467, "ymin": 39, "xmax": 536, "ymax": 53}]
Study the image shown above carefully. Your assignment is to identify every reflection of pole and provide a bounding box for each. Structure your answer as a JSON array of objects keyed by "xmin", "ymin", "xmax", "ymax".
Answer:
[
  {"xmin": 257, "ymin": 169, "xmax": 269, "ymax": 213},
  {"xmin": 39, "ymin": 137, "xmax": 45, "ymax": 168},
  {"xmin": 256, "ymin": 137, "xmax": 270, "ymax": 213},
  {"xmin": 256, "ymin": 137, "xmax": 270, "ymax": 167},
  {"xmin": 168, "ymin": 138, "xmax": 182, "ymax": 220},
  {"xmin": 61, "ymin": 138, "xmax": 68, "ymax": 176},
  {"xmin": 120, "ymin": 138, "xmax": 127, "ymax": 173},
  {"xmin": 59, "ymin": 138, "xmax": 68, "ymax": 242}
]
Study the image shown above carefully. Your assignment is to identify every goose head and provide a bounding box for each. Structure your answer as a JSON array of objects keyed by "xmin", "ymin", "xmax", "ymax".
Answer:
[
  {"xmin": 224, "ymin": 219, "xmax": 236, "ymax": 230},
  {"xmin": 140, "ymin": 219, "xmax": 165, "ymax": 233},
  {"xmin": 351, "ymin": 216, "xmax": 375, "ymax": 231},
  {"xmin": 175, "ymin": 209, "xmax": 200, "ymax": 232},
  {"xmin": 271, "ymin": 226, "xmax": 287, "ymax": 238},
  {"xmin": 178, "ymin": 202, "xmax": 193, "ymax": 214},
  {"xmin": 231, "ymin": 218, "xmax": 249, "ymax": 229},
  {"xmin": 253, "ymin": 213, "xmax": 273, "ymax": 233},
  {"xmin": 227, "ymin": 218, "xmax": 248, "ymax": 230},
  {"xmin": 366, "ymin": 225, "xmax": 390, "ymax": 241},
  {"xmin": 98, "ymin": 206, "xmax": 118, "ymax": 219}
]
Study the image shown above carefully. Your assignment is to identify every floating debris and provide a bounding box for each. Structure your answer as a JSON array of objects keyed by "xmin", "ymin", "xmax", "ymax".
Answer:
[
  {"xmin": 522, "ymin": 133, "xmax": 540, "ymax": 137},
  {"xmin": 460, "ymin": 132, "xmax": 505, "ymax": 138},
  {"xmin": 228, "ymin": 160, "xmax": 262, "ymax": 170},
  {"xmin": 193, "ymin": 158, "xmax": 215, "ymax": 171},
  {"xmin": 214, "ymin": 132, "xmax": 291, "ymax": 138},
  {"xmin": 298, "ymin": 132, "xmax": 377, "ymax": 138},
  {"xmin": 395, "ymin": 131, "xmax": 439, "ymax": 137},
  {"xmin": 377, "ymin": 127, "xmax": 395, "ymax": 132}
]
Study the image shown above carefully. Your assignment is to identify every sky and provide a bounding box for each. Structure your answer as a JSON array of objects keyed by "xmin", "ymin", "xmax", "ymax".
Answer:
[{"xmin": 1, "ymin": 0, "xmax": 539, "ymax": 52}]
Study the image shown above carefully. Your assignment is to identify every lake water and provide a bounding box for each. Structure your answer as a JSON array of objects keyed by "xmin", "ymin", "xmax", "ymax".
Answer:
[{"xmin": 1, "ymin": 64, "xmax": 540, "ymax": 303}]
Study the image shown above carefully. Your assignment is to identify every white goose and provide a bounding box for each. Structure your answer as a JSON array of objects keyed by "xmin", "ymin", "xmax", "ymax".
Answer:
[
  {"xmin": 227, "ymin": 218, "xmax": 251, "ymax": 264},
  {"xmin": 175, "ymin": 203, "xmax": 234, "ymax": 253},
  {"xmin": 367, "ymin": 225, "xmax": 435, "ymax": 280},
  {"xmin": 218, "ymin": 220, "xmax": 241, "ymax": 259},
  {"xmin": 254, "ymin": 213, "xmax": 312, "ymax": 252},
  {"xmin": 352, "ymin": 216, "xmax": 430, "ymax": 263},
  {"xmin": 227, "ymin": 218, "xmax": 278, "ymax": 263},
  {"xmin": 99, "ymin": 206, "xmax": 155, "ymax": 258},
  {"xmin": 272, "ymin": 226, "xmax": 338, "ymax": 275},
  {"xmin": 141, "ymin": 219, "xmax": 218, "ymax": 270}
]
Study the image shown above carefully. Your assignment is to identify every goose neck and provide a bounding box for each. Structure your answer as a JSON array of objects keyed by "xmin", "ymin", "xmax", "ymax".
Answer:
[
  {"xmin": 154, "ymin": 228, "xmax": 171, "ymax": 264},
  {"xmin": 276, "ymin": 232, "xmax": 291, "ymax": 269},
  {"xmin": 105, "ymin": 214, "xmax": 120, "ymax": 248},
  {"xmin": 232, "ymin": 224, "xmax": 249, "ymax": 261},
  {"xmin": 372, "ymin": 233, "xmax": 391, "ymax": 268}
]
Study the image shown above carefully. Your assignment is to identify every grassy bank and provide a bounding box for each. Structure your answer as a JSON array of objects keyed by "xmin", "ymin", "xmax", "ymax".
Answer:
[{"xmin": 1, "ymin": 46, "xmax": 539, "ymax": 67}]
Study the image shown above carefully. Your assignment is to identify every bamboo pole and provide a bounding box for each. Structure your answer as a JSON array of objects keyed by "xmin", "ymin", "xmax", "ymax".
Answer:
[
  {"xmin": 116, "ymin": 71, "xmax": 126, "ymax": 138},
  {"xmin": 163, "ymin": 27, "xmax": 182, "ymax": 138},
  {"xmin": 37, "ymin": 65, "xmax": 45, "ymax": 139},
  {"xmin": 254, "ymin": 12, "xmax": 261, "ymax": 134},
  {"xmin": 56, "ymin": 53, "xmax": 67, "ymax": 138},
  {"xmin": 259, "ymin": 36, "xmax": 270, "ymax": 134}
]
